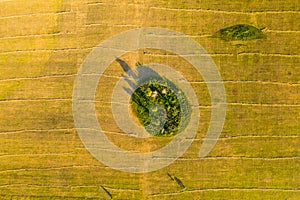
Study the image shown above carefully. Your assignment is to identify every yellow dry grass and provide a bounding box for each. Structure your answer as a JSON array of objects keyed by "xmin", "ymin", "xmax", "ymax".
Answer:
[{"xmin": 0, "ymin": 0, "xmax": 299, "ymax": 199}]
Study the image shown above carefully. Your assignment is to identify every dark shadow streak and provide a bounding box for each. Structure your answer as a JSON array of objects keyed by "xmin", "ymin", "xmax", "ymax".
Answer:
[
  {"xmin": 167, "ymin": 173, "xmax": 186, "ymax": 189},
  {"xmin": 100, "ymin": 185, "xmax": 113, "ymax": 199}
]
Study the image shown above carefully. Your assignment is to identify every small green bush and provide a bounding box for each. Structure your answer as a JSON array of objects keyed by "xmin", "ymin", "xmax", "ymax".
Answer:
[{"xmin": 214, "ymin": 24, "xmax": 266, "ymax": 41}]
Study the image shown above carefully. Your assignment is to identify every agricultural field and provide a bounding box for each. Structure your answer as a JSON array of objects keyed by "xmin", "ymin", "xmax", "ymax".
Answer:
[{"xmin": 0, "ymin": 0, "xmax": 299, "ymax": 199}]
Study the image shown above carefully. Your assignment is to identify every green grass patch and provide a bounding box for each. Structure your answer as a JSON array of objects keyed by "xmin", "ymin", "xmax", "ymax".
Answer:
[{"xmin": 214, "ymin": 24, "xmax": 266, "ymax": 41}]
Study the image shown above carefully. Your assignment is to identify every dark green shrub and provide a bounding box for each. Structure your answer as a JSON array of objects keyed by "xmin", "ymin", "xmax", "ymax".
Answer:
[{"xmin": 131, "ymin": 78, "xmax": 191, "ymax": 137}]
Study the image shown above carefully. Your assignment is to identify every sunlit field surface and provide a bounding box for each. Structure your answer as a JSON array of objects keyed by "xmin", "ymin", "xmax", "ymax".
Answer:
[{"xmin": 0, "ymin": 0, "xmax": 299, "ymax": 199}]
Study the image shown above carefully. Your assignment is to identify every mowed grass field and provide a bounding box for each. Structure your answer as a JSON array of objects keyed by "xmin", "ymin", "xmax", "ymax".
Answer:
[{"xmin": 0, "ymin": 0, "xmax": 299, "ymax": 199}]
